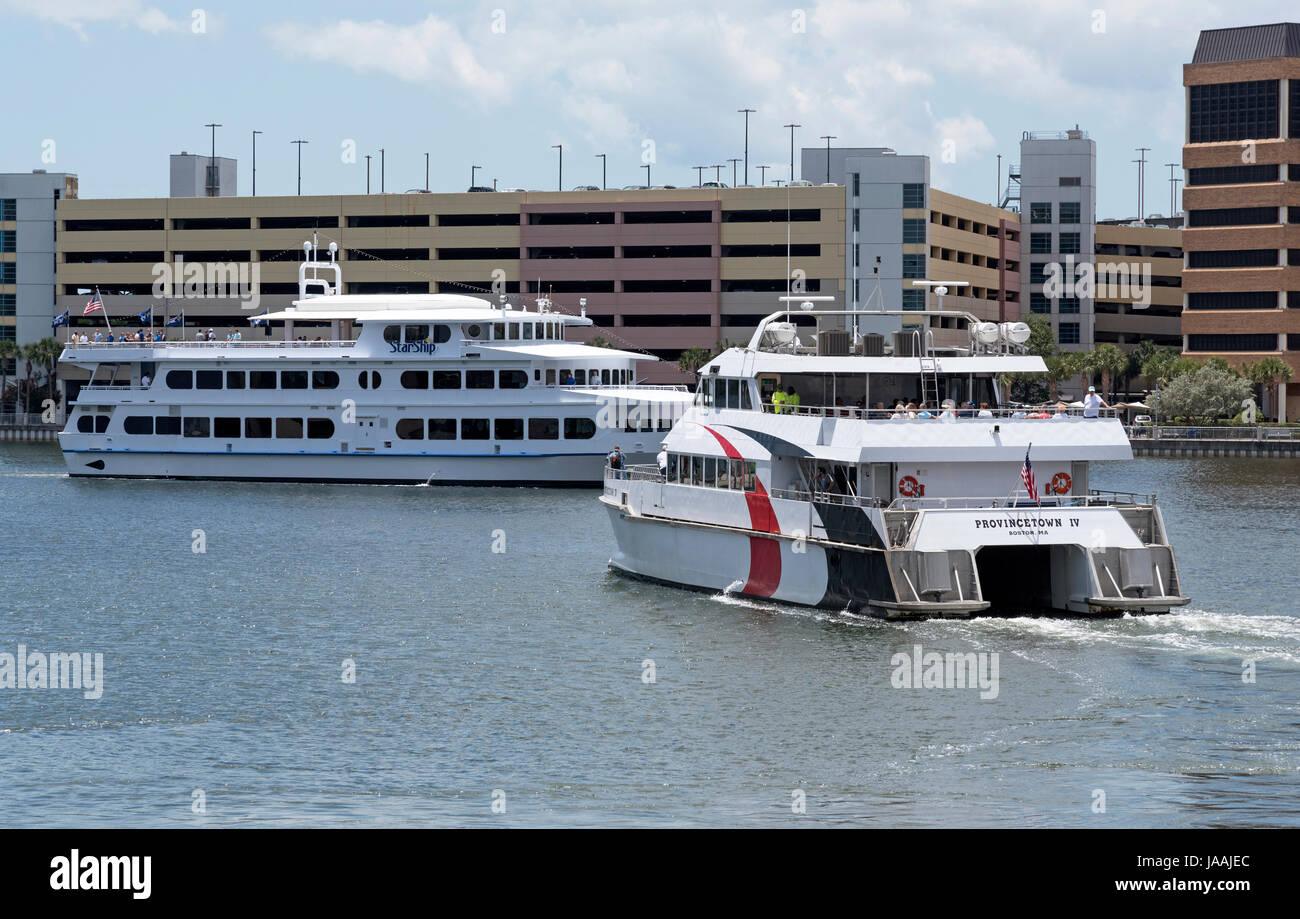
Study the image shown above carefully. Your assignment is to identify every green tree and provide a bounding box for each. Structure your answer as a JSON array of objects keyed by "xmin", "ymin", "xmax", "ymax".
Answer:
[
  {"xmin": 1150, "ymin": 363, "xmax": 1252, "ymax": 424},
  {"xmin": 1042, "ymin": 350, "xmax": 1085, "ymax": 403},
  {"xmin": 0, "ymin": 338, "xmax": 18, "ymax": 414},
  {"xmin": 587, "ymin": 336, "xmax": 614, "ymax": 349},
  {"xmin": 1090, "ymin": 343, "xmax": 1128, "ymax": 402},
  {"xmin": 27, "ymin": 338, "xmax": 62, "ymax": 413},
  {"xmin": 677, "ymin": 346, "xmax": 714, "ymax": 381},
  {"xmin": 1139, "ymin": 346, "xmax": 1183, "ymax": 386},
  {"xmin": 1243, "ymin": 356, "xmax": 1293, "ymax": 421}
]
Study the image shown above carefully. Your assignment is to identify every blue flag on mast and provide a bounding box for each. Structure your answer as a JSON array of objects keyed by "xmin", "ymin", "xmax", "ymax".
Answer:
[
  {"xmin": 138, "ymin": 306, "xmax": 153, "ymax": 324},
  {"xmin": 165, "ymin": 311, "xmax": 184, "ymax": 327},
  {"xmin": 52, "ymin": 309, "xmax": 70, "ymax": 329}
]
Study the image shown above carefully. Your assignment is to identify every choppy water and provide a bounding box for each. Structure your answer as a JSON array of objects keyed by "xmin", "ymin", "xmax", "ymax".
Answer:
[{"xmin": 1, "ymin": 444, "xmax": 1297, "ymax": 827}]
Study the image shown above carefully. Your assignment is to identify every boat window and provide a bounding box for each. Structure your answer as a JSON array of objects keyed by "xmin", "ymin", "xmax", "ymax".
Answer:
[
  {"xmin": 156, "ymin": 417, "xmax": 181, "ymax": 436},
  {"xmin": 432, "ymin": 324, "xmax": 451, "ymax": 344},
  {"xmin": 522, "ymin": 323, "xmax": 534, "ymax": 340},
  {"xmin": 492, "ymin": 323, "xmax": 505, "ymax": 340},
  {"xmin": 690, "ymin": 456, "xmax": 703, "ymax": 486},
  {"xmin": 744, "ymin": 461, "xmax": 756, "ymax": 491},
  {"xmin": 666, "ymin": 454, "xmax": 679, "ymax": 482},
  {"xmin": 729, "ymin": 459, "xmax": 743, "ymax": 488},
  {"xmin": 601, "ymin": 369, "xmax": 611, "ymax": 385},
  {"xmin": 509, "ymin": 324, "xmax": 520, "ymax": 340},
  {"xmin": 574, "ymin": 369, "xmax": 586, "ymax": 384},
  {"xmin": 358, "ymin": 371, "xmax": 369, "ymax": 389},
  {"xmin": 404, "ymin": 324, "xmax": 430, "ymax": 343},
  {"xmin": 466, "ymin": 370, "xmax": 494, "ymax": 389},
  {"xmin": 703, "ymin": 457, "xmax": 718, "ymax": 487},
  {"xmin": 250, "ymin": 371, "xmax": 277, "ymax": 390},
  {"xmin": 495, "ymin": 418, "xmax": 524, "ymax": 440},
  {"xmin": 401, "ymin": 370, "xmax": 429, "ymax": 390},
  {"xmin": 740, "ymin": 383, "xmax": 752, "ymax": 410},
  {"xmin": 534, "ymin": 369, "xmax": 541, "ymax": 382},
  {"xmin": 166, "ymin": 370, "xmax": 192, "ymax": 389},
  {"xmin": 124, "ymin": 416, "xmax": 153, "ymax": 435},
  {"xmin": 245, "ymin": 417, "xmax": 273, "ymax": 438},
  {"xmin": 312, "ymin": 370, "xmax": 339, "ymax": 389},
  {"xmin": 464, "ymin": 323, "xmax": 483, "ymax": 340},
  {"xmin": 433, "ymin": 370, "xmax": 461, "ymax": 389},
  {"xmin": 383, "ymin": 325, "xmax": 402, "ymax": 343},
  {"xmin": 281, "ymin": 371, "xmax": 308, "ymax": 390},
  {"xmin": 276, "ymin": 418, "xmax": 304, "ymax": 439},
  {"xmin": 196, "ymin": 370, "xmax": 222, "ymax": 390},
  {"xmin": 226, "ymin": 370, "xmax": 245, "ymax": 389},
  {"xmin": 499, "ymin": 370, "xmax": 528, "ymax": 389},
  {"xmin": 546, "ymin": 369, "xmax": 556, "ymax": 385},
  {"xmin": 213, "ymin": 417, "xmax": 241, "ymax": 438},
  {"xmin": 529, "ymin": 418, "xmax": 559, "ymax": 439},
  {"xmin": 428, "ymin": 419, "xmax": 456, "ymax": 440},
  {"xmin": 76, "ymin": 415, "xmax": 93, "ymax": 433},
  {"xmin": 396, "ymin": 418, "xmax": 425, "ymax": 440},
  {"xmin": 461, "ymin": 418, "xmax": 490, "ymax": 440},
  {"xmin": 183, "ymin": 417, "xmax": 210, "ymax": 438},
  {"xmin": 717, "ymin": 459, "xmax": 731, "ymax": 488},
  {"xmin": 563, "ymin": 417, "xmax": 596, "ymax": 439},
  {"xmin": 589, "ymin": 368, "xmax": 600, "ymax": 385},
  {"xmin": 371, "ymin": 371, "xmax": 381, "ymax": 388},
  {"xmin": 308, "ymin": 418, "xmax": 334, "ymax": 439}
]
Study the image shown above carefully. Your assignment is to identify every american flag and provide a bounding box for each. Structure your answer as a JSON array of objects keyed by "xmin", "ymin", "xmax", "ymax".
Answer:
[
  {"xmin": 1020, "ymin": 446, "xmax": 1039, "ymax": 505},
  {"xmin": 83, "ymin": 289, "xmax": 104, "ymax": 316}
]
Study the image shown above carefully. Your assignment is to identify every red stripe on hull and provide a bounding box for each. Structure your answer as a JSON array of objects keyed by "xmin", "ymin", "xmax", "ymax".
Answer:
[{"xmin": 743, "ymin": 535, "xmax": 782, "ymax": 597}]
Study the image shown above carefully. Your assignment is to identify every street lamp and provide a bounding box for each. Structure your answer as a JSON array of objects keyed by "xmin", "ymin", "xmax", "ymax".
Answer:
[
  {"xmin": 728, "ymin": 158, "xmax": 741, "ymax": 187},
  {"xmin": 642, "ymin": 163, "xmax": 651, "ymax": 187},
  {"xmin": 379, "ymin": 148, "xmax": 385, "ymax": 193},
  {"xmin": 252, "ymin": 130, "xmax": 262, "ymax": 196},
  {"xmin": 552, "ymin": 144, "xmax": 562, "ymax": 190},
  {"xmin": 595, "ymin": 153, "xmax": 606, "ymax": 189},
  {"xmin": 738, "ymin": 108, "xmax": 755, "ymax": 185},
  {"xmin": 693, "ymin": 165, "xmax": 706, "ymax": 187},
  {"xmin": 783, "ymin": 123, "xmax": 801, "ymax": 183},
  {"xmin": 758, "ymin": 165, "xmax": 769, "ymax": 186},
  {"xmin": 291, "ymin": 139, "xmax": 308, "ymax": 195},
  {"xmin": 365, "ymin": 154, "xmax": 372, "ymax": 193},
  {"xmin": 472, "ymin": 165, "xmax": 482, "ymax": 188},
  {"xmin": 820, "ymin": 135, "xmax": 836, "ymax": 183},
  {"xmin": 203, "ymin": 122, "xmax": 221, "ymax": 196},
  {"xmin": 425, "ymin": 152, "xmax": 430, "ymax": 192}
]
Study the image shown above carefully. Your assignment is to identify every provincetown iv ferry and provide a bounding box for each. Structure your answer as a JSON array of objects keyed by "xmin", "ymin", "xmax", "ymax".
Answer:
[
  {"xmin": 57, "ymin": 242, "xmax": 691, "ymax": 484},
  {"xmin": 601, "ymin": 304, "xmax": 1190, "ymax": 619}
]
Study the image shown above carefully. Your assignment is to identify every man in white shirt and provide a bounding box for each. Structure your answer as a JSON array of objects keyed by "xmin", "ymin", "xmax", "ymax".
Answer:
[{"xmin": 1083, "ymin": 385, "xmax": 1106, "ymax": 418}]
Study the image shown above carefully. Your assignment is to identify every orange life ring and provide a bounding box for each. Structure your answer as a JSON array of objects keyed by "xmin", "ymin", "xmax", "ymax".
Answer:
[
  {"xmin": 1051, "ymin": 472, "xmax": 1072, "ymax": 495},
  {"xmin": 898, "ymin": 475, "xmax": 923, "ymax": 497}
]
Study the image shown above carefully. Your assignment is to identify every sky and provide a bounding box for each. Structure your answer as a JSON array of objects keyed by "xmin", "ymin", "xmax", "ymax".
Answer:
[{"xmin": 1, "ymin": 0, "xmax": 1295, "ymax": 218}]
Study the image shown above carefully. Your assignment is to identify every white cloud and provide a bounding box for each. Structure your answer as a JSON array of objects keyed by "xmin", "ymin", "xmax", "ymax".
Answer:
[{"xmin": 1, "ymin": 0, "xmax": 180, "ymax": 40}]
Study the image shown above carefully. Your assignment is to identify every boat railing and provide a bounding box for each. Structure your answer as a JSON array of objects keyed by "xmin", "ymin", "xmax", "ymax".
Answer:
[
  {"xmin": 62, "ymin": 340, "xmax": 358, "ymax": 351},
  {"xmin": 756, "ymin": 403, "xmax": 1120, "ymax": 420},
  {"xmin": 605, "ymin": 463, "xmax": 664, "ymax": 483},
  {"xmin": 889, "ymin": 490, "xmax": 1156, "ymax": 510},
  {"xmin": 560, "ymin": 384, "xmax": 690, "ymax": 392},
  {"xmin": 78, "ymin": 384, "xmax": 150, "ymax": 392},
  {"xmin": 1128, "ymin": 424, "xmax": 1300, "ymax": 441}
]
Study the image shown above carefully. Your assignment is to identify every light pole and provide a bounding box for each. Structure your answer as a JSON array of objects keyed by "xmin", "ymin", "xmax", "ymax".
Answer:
[
  {"xmin": 694, "ymin": 165, "xmax": 706, "ymax": 187},
  {"xmin": 595, "ymin": 153, "xmax": 606, "ymax": 190},
  {"xmin": 425, "ymin": 152, "xmax": 430, "ymax": 192},
  {"xmin": 472, "ymin": 165, "xmax": 482, "ymax": 188},
  {"xmin": 642, "ymin": 163, "xmax": 651, "ymax": 187},
  {"xmin": 1164, "ymin": 162, "xmax": 1180, "ymax": 216},
  {"xmin": 728, "ymin": 158, "xmax": 741, "ymax": 187},
  {"xmin": 365, "ymin": 154, "xmax": 372, "ymax": 193},
  {"xmin": 758, "ymin": 165, "xmax": 769, "ymax": 186},
  {"xmin": 819, "ymin": 135, "xmax": 836, "ymax": 183},
  {"xmin": 1135, "ymin": 146, "xmax": 1150, "ymax": 219},
  {"xmin": 380, "ymin": 148, "xmax": 385, "ymax": 193},
  {"xmin": 783, "ymin": 123, "xmax": 801, "ymax": 183},
  {"xmin": 711, "ymin": 164, "xmax": 723, "ymax": 183},
  {"xmin": 203, "ymin": 122, "xmax": 221, "ymax": 196},
  {"xmin": 738, "ymin": 108, "xmax": 755, "ymax": 185},
  {"xmin": 291, "ymin": 139, "xmax": 307, "ymax": 195},
  {"xmin": 552, "ymin": 144, "xmax": 562, "ymax": 190},
  {"xmin": 252, "ymin": 130, "xmax": 262, "ymax": 196}
]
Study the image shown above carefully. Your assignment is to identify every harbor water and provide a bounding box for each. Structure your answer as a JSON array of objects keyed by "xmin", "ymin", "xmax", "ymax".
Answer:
[{"xmin": 1, "ymin": 443, "xmax": 1297, "ymax": 827}]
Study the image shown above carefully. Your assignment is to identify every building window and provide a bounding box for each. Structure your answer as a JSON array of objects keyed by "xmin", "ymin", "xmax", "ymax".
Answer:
[
  {"xmin": 1187, "ymin": 333, "xmax": 1278, "ymax": 351},
  {"xmin": 1186, "ymin": 291, "xmax": 1276, "ymax": 310},
  {"xmin": 901, "ymin": 289, "xmax": 925, "ymax": 311},
  {"xmin": 852, "ymin": 209, "xmax": 860, "ymax": 231},
  {"xmin": 0, "ymin": 230, "xmax": 14, "ymax": 252},
  {"xmin": 902, "ymin": 253, "xmax": 925, "ymax": 278},
  {"xmin": 0, "ymin": 199, "xmax": 15, "ymax": 220},
  {"xmin": 902, "ymin": 183, "xmax": 925, "ymax": 208},
  {"xmin": 1187, "ymin": 249, "xmax": 1278, "ymax": 268},
  {"xmin": 1058, "ymin": 297, "xmax": 1080, "ymax": 314},
  {"xmin": 1187, "ymin": 207, "xmax": 1278, "ymax": 227},
  {"xmin": 0, "ymin": 263, "xmax": 14, "ymax": 284},
  {"xmin": 0, "ymin": 294, "xmax": 14, "ymax": 316},
  {"xmin": 1030, "ymin": 292, "xmax": 1052, "ymax": 314},
  {"xmin": 1059, "ymin": 177, "xmax": 1081, "ymax": 186},
  {"xmin": 1058, "ymin": 202, "xmax": 1081, "ymax": 224},
  {"xmin": 1189, "ymin": 80, "xmax": 1280, "ymax": 143},
  {"xmin": 1058, "ymin": 232, "xmax": 1080, "ymax": 254},
  {"xmin": 852, "ymin": 173, "xmax": 860, "ymax": 197},
  {"xmin": 1029, "ymin": 262, "xmax": 1052, "ymax": 285},
  {"xmin": 1030, "ymin": 202, "xmax": 1052, "ymax": 223},
  {"xmin": 1058, "ymin": 322, "xmax": 1080, "ymax": 345},
  {"xmin": 1030, "ymin": 232, "xmax": 1052, "ymax": 254},
  {"xmin": 902, "ymin": 218, "xmax": 926, "ymax": 244},
  {"xmin": 1187, "ymin": 164, "xmax": 1279, "ymax": 186}
]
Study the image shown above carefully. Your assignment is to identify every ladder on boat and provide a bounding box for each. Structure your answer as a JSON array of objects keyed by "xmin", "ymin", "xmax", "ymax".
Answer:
[{"xmin": 919, "ymin": 355, "xmax": 940, "ymax": 409}]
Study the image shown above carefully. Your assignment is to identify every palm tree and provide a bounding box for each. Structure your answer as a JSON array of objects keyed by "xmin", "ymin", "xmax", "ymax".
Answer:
[
  {"xmin": 1243, "ymin": 356, "xmax": 1294, "ymax": 421},
  {"xmin": 28, "ymin": 337, "xmax": 63, "ymax": 416},
  {"xmin": 1090, "ymin": 343, "xmax": 1128, "ymax": 402},
  {"xmin": 677, "ymin": 346, "xmax": 714, "ymax": 381},
  {"xmin": 1043, "ymin": 351, "xmax": 1084, "ymax": 402},
  {"xmin": 0, "ymin": 338, "xmax": 18, "ymax": 415}
]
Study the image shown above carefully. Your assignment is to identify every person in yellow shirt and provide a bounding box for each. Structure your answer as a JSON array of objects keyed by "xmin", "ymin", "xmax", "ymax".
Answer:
[
  {"xmin": 771, "ymin": 388, "xmax": 787, "ymax": 414},
  {"xmin": 784, "ymin": 387, "xmax": 800, "ymax": 413}
]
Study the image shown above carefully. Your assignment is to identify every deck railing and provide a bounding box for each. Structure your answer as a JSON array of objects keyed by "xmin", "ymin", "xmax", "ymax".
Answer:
[
  {"xmin": 1127, "ymin": 425, "xmax": 1300, "ymax": 441},
  {"xmin": 753, "ymin": 403, "xmax": 1120, "ymax": 420},
  {"xmin": 62, "ymin": 340, "xmax": 358, "ymax": 351}
]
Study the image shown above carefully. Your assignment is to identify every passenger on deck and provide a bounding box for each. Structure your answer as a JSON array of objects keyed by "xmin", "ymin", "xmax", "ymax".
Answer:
[
  {"xmin": 917, "ymin": 402, "xmax": 934, "ymax": 419},
  {"xmin": 1083, "ymin": 385, "xmax": 1107, "ymax": 418},
  {"xmin": 977, "ymin": 402, "xmax": 994, "ymax": 418},
  {"xmin": 834, "ymin": 396, "xmax": 849, "ymax": 417},
  {"xmin": 890, "ymin": 403, "xmax": 906, "ymax": 420},
  {"xmin": 563, "ymin": 372, "xmax": 577, "ymax": 385},
  {"xmin": 607, "ymin": 445, "xmax": 626, "ymax": 478},
  {"xmin": 814, "ymin": 467, "xmax": 835, "ymax": 494},
  {"xmin": 784, "ymin": 386, "xmax": 800, "ymax": 413},
  {"xmin": 958, "ymin": 401, "xmax": 976, "ymax": 418},
  {"xmin": 1052, "ymin": 402, "xmax": 1069, "ymax": 420},
  {"xmin": 939, "ymin": 400, "xmax": 957, "ymax": 421},
  {"xmin": 656, "ymin": 444, "xmax": 668, "ymax": 476},
  {"xmin": 106, "ymin": 332, "xmax": 115, "ymax": 342},
  {"xmin": 904, "ymin": 401, "xmax": 918, "ymax": 419},
  {"xmin": 771, "ymin": 388, "xmax": 787, "ymax": 414},
  {"xmin": 140, "ymin": 374, "xmax": 151, "ymax": 388}
]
